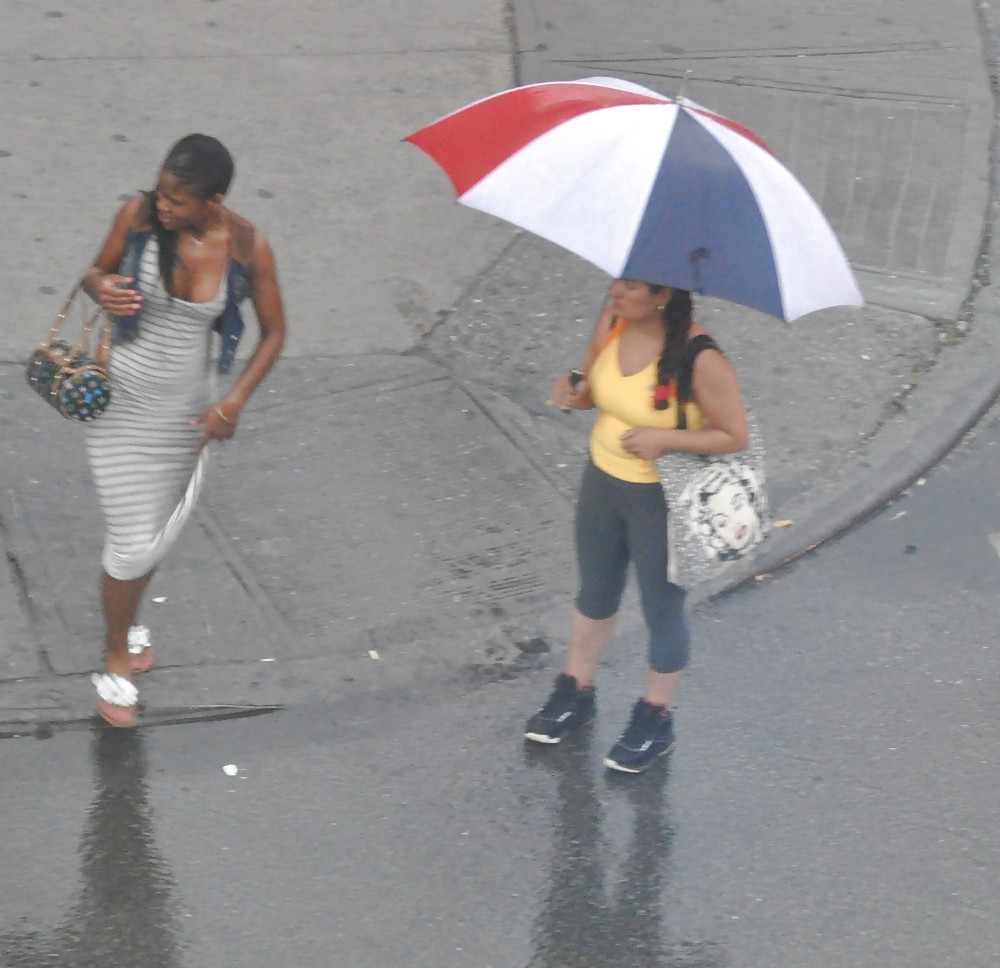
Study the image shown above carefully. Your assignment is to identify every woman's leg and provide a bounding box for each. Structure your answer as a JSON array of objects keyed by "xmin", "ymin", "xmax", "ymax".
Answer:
[
  {"xmin": 101, "ymin": 570, "xmax": 154, "ymax": 678},
  {"xmin": 644, "ymin": 668, "xmax": 684, "ymax": 707},
  {"xmin": 565, "ymin": 610, "xmax": 617, "ymax": 687},
  {"xmin": 601, "ymin": 484, "xmax": 687, "ymax": 771},
  {"xmin": 523, "ymin": 463, "xmax": 630, "ymax": 744},
  {"xmin": 625, "ymin": 483, "xmax": 690, "ymax": 702},
  {"xmin": 570, "ymin": 461, "xmax": 630, "ymax": 683}
]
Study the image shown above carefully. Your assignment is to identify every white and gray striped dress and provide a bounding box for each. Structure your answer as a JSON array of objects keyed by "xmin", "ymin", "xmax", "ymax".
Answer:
[{"xmin": 86, "ymin": 238, "xmax": 225, "ymax": 580}]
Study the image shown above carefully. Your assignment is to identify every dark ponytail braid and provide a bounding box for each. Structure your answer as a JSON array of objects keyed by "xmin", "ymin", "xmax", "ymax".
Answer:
[{"xmin": 652, "ymin": 288, "xmax": 694, "ymax": 410}]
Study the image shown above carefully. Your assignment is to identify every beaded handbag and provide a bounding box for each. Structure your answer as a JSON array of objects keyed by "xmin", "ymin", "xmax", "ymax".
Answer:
[{"xmin": 25, "ymin": 283, "xmax": 112, "ymax": 421}]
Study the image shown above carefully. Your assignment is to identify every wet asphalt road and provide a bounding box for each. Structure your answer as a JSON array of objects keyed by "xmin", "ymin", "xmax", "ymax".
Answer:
[
  {"xmin": 2, "ymin": 408, "xmax": 999, "ymax": 968},
  {"xmin": 3, "ymin": 0, "xmax": 999, "ymax": 963}
]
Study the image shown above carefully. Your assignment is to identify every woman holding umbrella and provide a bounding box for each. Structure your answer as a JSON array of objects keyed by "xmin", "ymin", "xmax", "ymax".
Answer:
[
  {"xmin": 524, "ymin": 280, "xmax": 749, "ymax": 773},
  {"xmin": 407, "ymin": 75, "xmax": 860, "ymax": 772}
]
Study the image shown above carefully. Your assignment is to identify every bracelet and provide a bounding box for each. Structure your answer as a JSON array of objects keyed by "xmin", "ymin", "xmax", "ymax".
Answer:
[{"xmin": 213, "ymin": 405, "xmax": 236, "ymax": 425}]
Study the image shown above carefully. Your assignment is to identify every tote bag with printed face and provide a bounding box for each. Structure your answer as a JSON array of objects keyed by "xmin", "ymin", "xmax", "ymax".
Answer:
[{"xmin": 658, "ymin": 417, "xmax": 769, "ymax": 589}]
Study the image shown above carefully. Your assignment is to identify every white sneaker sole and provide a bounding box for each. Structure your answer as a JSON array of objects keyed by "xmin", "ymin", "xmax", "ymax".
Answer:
[
  {"xmin": 524, "ymin": 731, "xmax": 561, "ymax": 745},
  {"xmin": 603, "ymin": 741, "xmax": 676, "ymax": 774}
]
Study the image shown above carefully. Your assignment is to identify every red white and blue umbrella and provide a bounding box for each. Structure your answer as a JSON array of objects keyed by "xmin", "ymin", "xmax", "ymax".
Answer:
[{"xmin": 406, "ymin": 77, "xmax": 863, "ymax": 322}]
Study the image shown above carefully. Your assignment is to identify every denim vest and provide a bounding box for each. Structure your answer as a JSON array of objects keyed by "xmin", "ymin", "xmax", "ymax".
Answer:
[{"xmin": 113, "ymin": 229, "xmax": 253, "ymax": 375}]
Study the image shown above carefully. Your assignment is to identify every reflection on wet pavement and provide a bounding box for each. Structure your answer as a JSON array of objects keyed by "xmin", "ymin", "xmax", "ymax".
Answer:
[
  {"xmin": 1, "ymin": 727, "xmax": 180, "ymax": 968},
  {"xmin": 525, "ymin": 729, "xmax": 725, "ymax": 968}
]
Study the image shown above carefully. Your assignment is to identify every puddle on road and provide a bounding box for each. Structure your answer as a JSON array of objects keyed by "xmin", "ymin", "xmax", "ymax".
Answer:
[{"xmin": 0, "ymin": 729, "xmax": 181, "ymax": 967}]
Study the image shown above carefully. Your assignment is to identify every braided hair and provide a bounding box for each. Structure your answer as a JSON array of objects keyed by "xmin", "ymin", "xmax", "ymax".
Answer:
[
  {"xmin": 148, "ymin": 134, "xmax": 235, "ymax": 295},
  {"xmin": 651, "ymin": 287, "xmax": 694, "ymax": 410}
]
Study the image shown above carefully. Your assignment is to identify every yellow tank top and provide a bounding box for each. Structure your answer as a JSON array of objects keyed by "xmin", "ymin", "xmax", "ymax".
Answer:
[{"xmin": 588, "ymin": 330, "xmax": 703, "ymax": 484}]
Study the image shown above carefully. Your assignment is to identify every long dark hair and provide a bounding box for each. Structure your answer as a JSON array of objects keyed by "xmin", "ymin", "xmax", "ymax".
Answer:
[
  {"xmin": 147, "ymin": 134, "xmax": 235, "ymax": 294},
  {"xmin": 651, "ymin": 287, "xmax": 694, "ymax": 409}
]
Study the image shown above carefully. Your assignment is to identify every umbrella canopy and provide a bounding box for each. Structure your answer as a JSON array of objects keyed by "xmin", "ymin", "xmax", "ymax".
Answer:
[{"xmin": 406, "ymin": 77, "xmax": 864, "ymax": 322}]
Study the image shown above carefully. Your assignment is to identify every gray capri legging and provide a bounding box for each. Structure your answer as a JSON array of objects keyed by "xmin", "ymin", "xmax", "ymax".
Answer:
[{"xmin": 575, "ymin": 459, "xmax": 689, "ymax": 673}]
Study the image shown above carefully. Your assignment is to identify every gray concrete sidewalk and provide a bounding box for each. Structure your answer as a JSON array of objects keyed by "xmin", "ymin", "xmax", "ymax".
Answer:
[{"xmin": 2, "ymin": 0, "xmax": 1000, "ymax": 723}]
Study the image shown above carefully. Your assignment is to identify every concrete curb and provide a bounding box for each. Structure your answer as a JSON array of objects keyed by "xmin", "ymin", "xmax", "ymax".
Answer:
[
  {"xmin": 690, "ymin": 353, "xmax": 1000, "ymax": 607},
  {"xmin": 690, "ymin": 0, "xmax": 1000, "ymax": 607}
]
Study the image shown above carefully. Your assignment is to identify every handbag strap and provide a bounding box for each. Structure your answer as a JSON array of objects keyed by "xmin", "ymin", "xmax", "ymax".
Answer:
[
  {"xmin": 675, "ymin": 334, "xmax": 720, "ymax": 430},
  {"xmin": 42, "ymin": 281, "xmax": 84, "ymax": 346},
  {"xmin": 79, "ymin": 304, "xmax": 112, "ymax": 363},
  {"xmin": 42, "ymin": 279, "xmax": 112, "ymax": 363}
]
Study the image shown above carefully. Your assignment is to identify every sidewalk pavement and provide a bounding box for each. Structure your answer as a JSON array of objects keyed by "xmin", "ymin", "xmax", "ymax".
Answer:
[{"xmin": 2, "ymin": 0, "xmax": 1000, "ymax": 726}]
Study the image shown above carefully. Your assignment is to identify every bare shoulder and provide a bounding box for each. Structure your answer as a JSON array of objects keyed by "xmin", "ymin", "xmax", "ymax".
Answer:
[
  {"xmin": 594, "ymin": 304, "xmax": 619, "ymax": 339},
  {"xmin": 224, "ymin": 209, "xmax": 273, "ymax": 263},
  {"xmin": 691, "ymin": 328, "xmax": 740, "ymax": 387},
  {"xmin": 690, "ymin": 322, "xmax": 726, "ymax": 359},
  {"xmin": 225, "ymin": 208, "xmax": 255, "ymax": 235},
  {"xmin": 92, "ymin": 194, "xmax": 149, "ymax": 271},
  {"xmin": 579, "ymin": 304, "xmax": 619, "ymax": 371},
  {"xmin": 113, "ymin": 192, "xmax": 151, "ymax": 230}
]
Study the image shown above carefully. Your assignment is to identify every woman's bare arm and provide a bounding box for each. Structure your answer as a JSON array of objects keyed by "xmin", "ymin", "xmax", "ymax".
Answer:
[
  {"xmin": 219, "ymin": 230, "xmax": 287, "ymax": 417},
  {"xmin": 550, "ymin": 305, "xmax": 616, "ymax": 411},
  {"xmin": 80, "ymin": 196, "xmax": 145, "ymax": 316}
]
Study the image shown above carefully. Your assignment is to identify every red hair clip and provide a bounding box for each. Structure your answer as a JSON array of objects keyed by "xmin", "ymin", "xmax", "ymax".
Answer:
[{"xmin": 653, "ymin": 382, "xmax": 676, "ymax": 410}]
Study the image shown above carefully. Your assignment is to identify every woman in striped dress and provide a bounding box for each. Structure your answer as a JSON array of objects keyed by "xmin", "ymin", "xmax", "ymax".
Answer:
[{"xmin": 81, "ymin": 135, "xmax": 286, "ymax": 726}]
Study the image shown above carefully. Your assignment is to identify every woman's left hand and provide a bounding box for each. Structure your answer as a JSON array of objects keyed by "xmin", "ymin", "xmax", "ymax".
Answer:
[
  {"xmin": 192, "ymin": 402, "xmax": 240, "ymax": 449},
  {"xmin": 620, "ymin": 427, "xmax": 668, "ymax": 460}
]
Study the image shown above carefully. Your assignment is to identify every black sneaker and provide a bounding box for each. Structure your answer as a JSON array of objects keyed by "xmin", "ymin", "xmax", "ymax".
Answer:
[
  {"xmin": 524, "ymin": 673, "xmax": 596, "ymax": 744},
  {"xmin": 603, "ymin": 699, "xmax": 676, "ymax": 773}
]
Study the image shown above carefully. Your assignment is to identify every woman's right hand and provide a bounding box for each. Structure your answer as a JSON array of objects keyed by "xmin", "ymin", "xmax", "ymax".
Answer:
[
  {"xmin": 94, "ymin": 273, "xmax": 143, "ymax": 316},
  {"xmin": 549, "ymin": 372, "xmax": 588, "ymax": 411}
]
